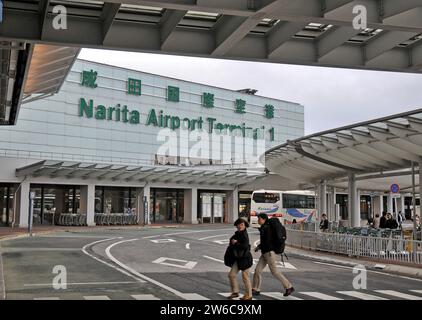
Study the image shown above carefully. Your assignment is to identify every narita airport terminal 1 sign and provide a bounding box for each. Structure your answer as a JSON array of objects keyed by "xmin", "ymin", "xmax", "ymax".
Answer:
[
  {"xmin": 79, "ymin": 98, "xmax": 273, "ymax": 140},
  {"xmin": 78, "ymin": 69, "xmax": 277, "ymax": 141}
]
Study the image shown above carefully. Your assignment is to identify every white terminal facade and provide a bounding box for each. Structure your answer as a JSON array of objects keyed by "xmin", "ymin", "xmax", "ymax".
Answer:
[{"xmin": 0, "ymin": 59, "xmax": 304, "ymax": 228}]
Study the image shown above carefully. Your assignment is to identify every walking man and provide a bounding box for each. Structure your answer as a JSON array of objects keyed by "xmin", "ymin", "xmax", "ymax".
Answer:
[{"xmin": 252, "ymin": 213, "xmax": 294, "ymax": 297}]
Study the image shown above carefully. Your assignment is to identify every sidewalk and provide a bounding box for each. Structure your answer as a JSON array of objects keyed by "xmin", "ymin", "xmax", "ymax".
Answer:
[
  {"xmin": 0, "ymin": 223, "xmax": 229, "ymax": 241},
  {"xmin": 286, "ymin": 245, "xmax": 422, "ymax": 280}
]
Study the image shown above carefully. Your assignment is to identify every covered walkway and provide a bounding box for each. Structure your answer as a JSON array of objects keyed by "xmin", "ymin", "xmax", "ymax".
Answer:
[{"xmin": 265, "ymin": 108, "xmax": 422, "ymax": 232}]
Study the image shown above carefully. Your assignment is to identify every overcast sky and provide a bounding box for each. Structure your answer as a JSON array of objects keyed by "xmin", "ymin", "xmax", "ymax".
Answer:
[{"xmin": 79, "ymin": 48, "xmax": 422, "ymax": 135}]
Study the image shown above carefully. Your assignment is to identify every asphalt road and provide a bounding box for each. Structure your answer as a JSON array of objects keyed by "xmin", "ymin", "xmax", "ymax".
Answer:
[{"xmin": 1, "ymin": 225, "xmax": 422, "ymax": 300}]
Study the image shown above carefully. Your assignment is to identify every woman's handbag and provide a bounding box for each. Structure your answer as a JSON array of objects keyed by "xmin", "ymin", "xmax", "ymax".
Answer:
[{"xmin": 224, "ymin": 245, "xmax": 236, "ymax": 267}]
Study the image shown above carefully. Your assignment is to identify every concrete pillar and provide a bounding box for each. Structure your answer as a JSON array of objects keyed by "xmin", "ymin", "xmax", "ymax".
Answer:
[
  {"xmin": 16, "ymin": 181, "xmax": 30, "ymax": 228},
  {"xmin": 348, "ymin": 173, "xmax": 360, "ymax": 227},
  {"xmin": 227, "ymin": 186, "xmax": 239, "ymax": 224},
  {"xmin": 332, "ymin": 187, "xmax": 337, "ymax": 222},
  {"xmin": 386, "ymin": 194, "xmax": 392, "ymax": 213},
  {"xmin": 320, "ymin": 180, "xmax": 327, "ymax": 217},
  {"xmin": 184, "ymin": 188, "xmax": 198, "ymax": 224},
  {"xmin": 315, "ymin": 184, "xmax": 320, "ymax": 221},
  {"xmin": 398, "ymin": 196, "xmax": 405, "ymax": 215},
  {"xmin": 80, "ymin": 184, "xmax": 95, "ymax": 226},
  {"xmin": 138, "ymin": 185, "xmax": 150, "ymax": 225},
  {"xmin": 419, "ymin": 162, "xmax": 422, "ymax": 220},
  {"xmin": 373, "ymin": 195, "xmax": 382, "ymax": 216},
  {"xmin": 54, "ymin": 188, "xmax": 65, "ymax": 214},
  {"xmin": 357, "ymin": 190, "xmax": 362, "ymax": 223}
]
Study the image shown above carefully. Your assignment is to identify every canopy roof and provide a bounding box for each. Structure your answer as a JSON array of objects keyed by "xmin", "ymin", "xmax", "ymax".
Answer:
[
  {"xmin": 15, "ymin": 160, "xmax": 264, "ymax": 187},
  {"xmin": 265, "ymin": 108, "xmax": 422, "ymax": 191}
]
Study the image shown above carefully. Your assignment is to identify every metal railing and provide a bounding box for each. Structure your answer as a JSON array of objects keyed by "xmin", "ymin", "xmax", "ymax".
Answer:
[{"xmin": 286, "ymin": 229, "xmax": 422, "ymax": 265}]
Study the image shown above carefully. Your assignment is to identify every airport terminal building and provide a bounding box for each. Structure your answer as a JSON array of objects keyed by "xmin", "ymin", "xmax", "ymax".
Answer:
[{"xmin": 0, "ymin": 59, "xmax": 305, "ymax": 228}]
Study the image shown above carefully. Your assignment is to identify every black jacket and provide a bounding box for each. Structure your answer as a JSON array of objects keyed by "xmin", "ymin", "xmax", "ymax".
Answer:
[
  {"xmin": 227, "ymin": 229, "xmax": 253, "ymax": 270},
  {"xmin": 257, "ymin": 221, "xmax": 275, "ymax": 254},
  {"xmin": 320, "ymin": 219, "xmax": 328, "ymax": 230},
  {"xmin": 385, "ymin": 219, "xmax": 398, "ymax": 229},
  {"xmin": 380, "ymin": 216, "xmax": 387, "ymax": 228}
]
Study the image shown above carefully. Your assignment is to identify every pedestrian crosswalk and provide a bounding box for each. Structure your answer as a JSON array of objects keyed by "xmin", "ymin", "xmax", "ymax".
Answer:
[{"xmin": 30, "ymin": 289, "xmax": 422, "ymax": 300}]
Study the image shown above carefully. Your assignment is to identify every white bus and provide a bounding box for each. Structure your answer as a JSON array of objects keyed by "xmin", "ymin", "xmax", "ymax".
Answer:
[{"xmin": 250, "ymin": 190, "xmax": 316, "ymax": 226}]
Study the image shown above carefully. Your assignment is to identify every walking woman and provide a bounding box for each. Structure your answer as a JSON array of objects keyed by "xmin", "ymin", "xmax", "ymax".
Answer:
[{"xmin": 225, "ymin": 217, "xmax": 253, "ymax": 300}]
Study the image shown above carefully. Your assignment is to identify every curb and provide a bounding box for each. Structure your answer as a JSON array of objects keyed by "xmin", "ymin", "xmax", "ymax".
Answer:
[{"xmin": 0, "ymin": 253, "xmax": 5, "ymax": 300}]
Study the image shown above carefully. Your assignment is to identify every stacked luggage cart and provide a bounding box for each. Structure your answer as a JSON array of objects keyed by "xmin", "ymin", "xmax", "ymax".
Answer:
[
  {"xmin": 55, "ymin": 213, "xmax": 87, "ymax": 226},
  {"xmin": 94, "ymin": 213, "xmax": 138, "ymax": 226}
]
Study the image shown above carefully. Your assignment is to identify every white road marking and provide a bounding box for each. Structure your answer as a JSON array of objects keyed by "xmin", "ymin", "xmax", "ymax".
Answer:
[
  {"xmin": 34, "ymin": 297, "xmax": 60, "ymax": 300},
  {"xmin": 410, "ymin": 290, "xmax": 422, "ymax": 295},
  {"xmin": 152, "ymin": 257, "xmax": 197, "ymax": 269},
  {"xmin": 104, "ymin": 239, "xmax": 201, "ymax": 300},
  {"xmin": 261, "ymin": 292, "xmax": 303, "ymax": 300},
  {"xmin": 337, "ymin": 291, "xmax": 388, "ymax": 300},
  {"xmin": 198, "ymin": 234, "xmax": 231, "ymax": 241},
  {"xmin": 24, "ymin": 281, "xmax": 138, "ymax": 287},
  {"xmin": 185, "ymin": 243, "xmax": 190, "ymax": 250},
  {"xmin": 375, "ymin": 290, "xmax": 422, "ymax": 300},
  {"xmin": 203, "ymin": 255, "xmax": 224, "ymax": 263},
  {"xmin": 278, "ymin": 262, "xmax": 297, "ymax": 269},
  {"xmin": 213, "ymin": 239, "xmax": 229, "ymax": 245},
  {"xmin": 180, "ymin": 293, "xmax": 209, "ymax": 300},
  {"xmin": 84, "ymin": 295, "xmax": 111, "ymax": 300},
  {"xmin": 300, "ymin": 292, "xmax": 343, "ymax": 300},
  {"xmin": 131, "ymin": 294, "xmax": 160, "ymax": 300},
  {"xmin": 252, "ymin": 258, "xmax": 296, "ymax": 269},
  {"xmin": 218, "ymin": 293, "xmax": 256, "ymax": 300},
  {"xmin": 150, "ymin": 239, "xmax": 176, "ymax": 244},
  {"xmin": 81, "ymin": 237, "xmax": 146, "ymax": 283}
]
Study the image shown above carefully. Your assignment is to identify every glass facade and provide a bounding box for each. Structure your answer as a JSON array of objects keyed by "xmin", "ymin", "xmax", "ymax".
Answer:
[
  {"xmin": 198, "ymin": 191, "xmax": 227, "ymax": 223},
  {"xmin": 0, "ymin": 184, "xmax": 15, "ymax": 227},
  {"xmin": 30, "ymin": 184, "xmax": 80, "ymax": 225},
  {"xmin": 95, "ymin": 187, "xmax": 138, "ymax": 214},
  {"xmin": 150, "ymin": 188, "xmax": 184, "ymax": 223}
]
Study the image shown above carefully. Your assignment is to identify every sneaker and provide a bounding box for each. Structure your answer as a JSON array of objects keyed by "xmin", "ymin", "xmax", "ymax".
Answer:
[
  {"xmin": 252, "ymin": 289, "xmax": 260, "ymax": 296},
  {"xmin": 240, "ymin": 295, "xmax": 252, "ymax": 300},
  {"xmin": 227, "ymin": 292, "xmax": 239, "ymax": 299},
  {"xmin": 284, "ymin": 287, "xmax": 295, "ymax": 297}
]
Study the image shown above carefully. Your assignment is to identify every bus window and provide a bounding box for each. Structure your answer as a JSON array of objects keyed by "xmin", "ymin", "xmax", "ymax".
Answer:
[
  {"xmin": 282, "ymin": 194, "xmax": 315, "ymax": 209},
  {"xmin": 252, "ymin": 192, "xmax": 280, "ymax": 204}
]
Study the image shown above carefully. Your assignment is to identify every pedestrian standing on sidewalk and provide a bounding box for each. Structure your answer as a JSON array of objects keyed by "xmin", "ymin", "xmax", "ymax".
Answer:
[
  {"xmin": 252, "ymin": 213, "xmax": 294, "ymax": 297},
  {"xmin": 225, "ymin": 217, "xmax": 253, "ymax": 300},
  {"xmin": 380, "ymin": 211, "xmax": 387, "ymax": 228},
  {"xmin": 373, "ymin": 213, "xmax": 380, "ymax": 229},
  {"xmin": 319, "ymin": 213, "xmax": 329, "ymax": 232}
]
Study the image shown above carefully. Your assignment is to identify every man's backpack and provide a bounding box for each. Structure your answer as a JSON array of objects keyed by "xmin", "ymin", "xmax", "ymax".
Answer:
[{"xmin": 268, "ymin": 217, "xmax": 287, "ymax": 254}]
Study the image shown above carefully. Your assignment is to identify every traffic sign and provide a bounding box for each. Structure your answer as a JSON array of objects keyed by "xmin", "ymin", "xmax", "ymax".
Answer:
[{"xmin": 390, "ymin": 184, "xmax": 400, "ymax": 193}]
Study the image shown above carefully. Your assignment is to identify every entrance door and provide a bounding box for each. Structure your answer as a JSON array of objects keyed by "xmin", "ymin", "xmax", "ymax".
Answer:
[
  {"xmin": 199, "ymin": 192, "xmax": 227, "ymax": 223},
  {"xmin": 0, "ymin": 185, "xmax": 14, "ymax": 227},
  {"xmin": 151, "ymin": 189, "xmax": 184, "ymax": 224}
]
